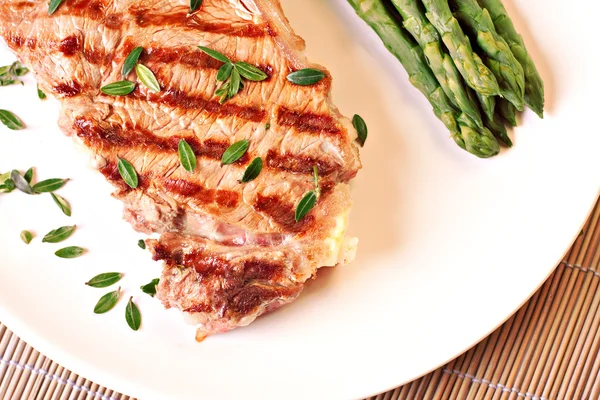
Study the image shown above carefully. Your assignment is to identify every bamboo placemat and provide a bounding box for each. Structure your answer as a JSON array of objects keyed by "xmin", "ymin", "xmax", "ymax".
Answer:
[{"xmin": 1, "ymin": 198, "xmax": 599, "ymax": 400}]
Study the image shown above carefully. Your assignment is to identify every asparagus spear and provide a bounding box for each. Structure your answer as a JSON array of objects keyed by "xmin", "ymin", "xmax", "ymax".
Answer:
[
  {"xmin": 390, "ymin": 0, "xmax": 483, "ymax": 128},
  {"xmin": 476, "ymin": 91, "xmax": 495, "ymax": 121},
  {"xmin": 421, "ymin": 0, "xmax": 499, "ymax": 97},
  {"xmin": 346, "ymin": 0, "xmax": 499, "ymax": 158},
  {"xmin": 484, "ymin": 113, "xmax": 512, "ymax": 147},
  {"xmin": 450, "ymin": 0, "xmax": 525, "ymax": 110},
  {"xmin": 477, "ymin": 0, "xmax": 545, "ymax": 117},
  {"xmin": 498, "ymin": 98, "xmax": 517, "ymax": 126}
]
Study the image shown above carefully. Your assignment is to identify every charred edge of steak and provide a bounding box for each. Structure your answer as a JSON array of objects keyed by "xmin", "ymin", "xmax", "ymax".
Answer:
[{"xmin": 150, "ymin": 238, "xmax": 302, "ymax": 325}]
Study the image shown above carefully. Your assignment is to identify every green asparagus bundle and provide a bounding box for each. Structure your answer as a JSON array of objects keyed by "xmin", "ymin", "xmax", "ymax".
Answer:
[
  {"xmin": 498, "ymin": 98, "xmax": 517, "ymax": 126},
  {"xmin": 421, "ymin": 0, "xmax": 499, "ymax": 97},
  {"xmin": 450, "ymin": 0, "xmax": 525, "ymax": 111},
  {"xmin": 476, "ymin": 92, "xmax": 496, "ymax": 121},
  {"xmin": 477, "ymin": 0, "xmax": 545, "ymax": 117},
  {"xmin": 390, "ymin": 0, "xmax": 483, "ymax": 128},
  {"xmin": 347, "ymin": 0, "xmax": 499, "ymax": 157},
  {"xmin": 484, "ymin": 112, "xmax": 512, "ymax": 147}
]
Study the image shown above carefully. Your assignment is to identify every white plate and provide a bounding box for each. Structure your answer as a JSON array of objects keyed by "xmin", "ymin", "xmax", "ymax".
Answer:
[{"xmin": 0, "ymin": 0, "xmax": 599, "ymax": 399}]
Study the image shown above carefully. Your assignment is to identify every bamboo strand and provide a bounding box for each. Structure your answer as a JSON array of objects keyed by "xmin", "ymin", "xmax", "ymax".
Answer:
[
  {"xmin": 474, "ymin": 275, "xmax": 554, "ymax": 399},
  {"xmin": 547, "ymin": 218, "xmax": 600, "ymax": 398},
  {"xmin": 494, "ymin": 265, "xmax": 565, "ymax": 399},
  {"xmin": 422, "ymin": 368, "xmax": 444, "ymax": 400},
  {"xmin": 23, "ymin": 350, "xmax": 44, "ymax": 399},
  {"xmin": 484, "ymin": 275, "xmax": 550, "ymax": 400},
  {"xmin": 4, "ymin": 341, "xmax": 32, "ymax": 399},
  {"xmin": 35, "ymin": 361, "xmax": 60, "ymax": 399},
  {"xmin": 559, "ymin": 270, "xmax": 600, "ymax": 399}
]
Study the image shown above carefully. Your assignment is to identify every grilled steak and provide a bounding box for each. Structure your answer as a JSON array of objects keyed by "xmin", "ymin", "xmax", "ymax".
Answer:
[{"xmin": 0, "ymin": 0, "xmax": 361, "ymax": 336}]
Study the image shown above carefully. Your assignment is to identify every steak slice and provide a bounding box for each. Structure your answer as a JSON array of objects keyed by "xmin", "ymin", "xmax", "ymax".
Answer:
[{"xmin": 0, "ymin": 0, "xmax": 361, "ymax": 336}]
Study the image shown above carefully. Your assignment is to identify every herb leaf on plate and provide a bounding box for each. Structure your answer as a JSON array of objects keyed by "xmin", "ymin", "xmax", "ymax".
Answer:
[
  {"xmin": 234, "ymin": 62, "xmax": 268, "ymax": 82},
  {"xmin": 51, "ymin": 193, "xmax": 72, "ymax": 216},
  {"xmin": 136, "ymin": 64, "xmax": 161, "ymax": 93},
  {"xmin": 42, "ymin": 225, "xmax": 76, "ymax": 243},
  {"xmin": 48, "ymin": 0, "xmax": 64, "ymax": 15},
  {"xmin": 198, "ymin": 46, "xmax": 231, "ymax": 64},
  {"xmin": 122, "ymin": 47, "xmax": 144, "ymax": 77},
  {"xmin": 94, "ymin": 287, "xmax": 121, "ymax": 314},
  {"xmin": 23, "ymin": 167, "xmax": 34, "ymax": 184},
  {"xmin": 117, "ymin": 158, "xmax": 139, "ymax": 189},
  {"xmin": 86, "ymin": 272, "xmax": 123, "ymax": 288},
  {"xmin": 227, "ymin": 69, "xmax": 241, "ymax": 100},
  {"xmin": 125, "ymin": 297, "xmax": 142, "ymax": 331},
  {"xmin": 0, "ymin": 61, "xmax": 29, "ymax": 86},
  {"xmin": 352, "ymin": 114, "xmax": 368, "ymax": 146},
  {"xmin": 55, "ymin": 246, "xmax": 85, "ymax": 259},
  {"xmin": 241, "ymin": 157, "xmax": 262, "ymax": 183},
  {"xmin": 217, "ymin": 63, "xmax": 233, "ymax": 82},
  {"xmin": 190, "ymin": 0, "xmax": 203, "ymax": 12},
  {"xmin": 141, "ymin": 278, "xmax": 160, "ymax": 297},
  {"xmin": 20, "ymin": 230, "xmax": 33, "ymax": 244},
  {"xmin": 138, "ymin": 239, "xmax": 146, "ymax": 249},
  {"xmin": 295, "ymin": 191, "xmax": 317, "ymax": 222},
  {"xmin": 10, "ymin": 62, "xmax": 28, "ymax": 77},
  {"xmin": 0, "ymin": 179, "xmax": 15, "ymax": 193},
  {"xmin": 286, "ymin": 69, "xmax": 326, "ymax": 86},
  {"xmin": 11, "ymin": 170, "xmax": 33, "ymax": 194},
  {"xmin": 0, "ymin": 110, "xmax": 25, "ymax": 130},
  {"xmin": 178, "ymin": 139, "xmax": 197, "ymax": 173},
  {"xmin": 222, "ymin": 140, "xmax": 249, "ymax": 165},
  {"xmin": 37, "ymin": 85, "xmax": 47, "ymax": 100},
  {"xmin": 101, "ymin": 81, "xmax": 136, "ymax": 96},
  {"xmin": 32, "ymin": 178, "xmax": 67, "ymax": 193}
]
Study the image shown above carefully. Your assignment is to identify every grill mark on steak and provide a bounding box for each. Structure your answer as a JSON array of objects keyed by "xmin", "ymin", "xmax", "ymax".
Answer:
[
  {"xmin": 266, "ymin": 149, "xmax": 338, "ymax": 176},
  {"xmin": 254, "ymin": 193, "xmax": 314, "ymax": 232},
  {"xmin": 139, "ymin": 88, "xmax": 267, "ymax": 123},
  {"xmin": 142, "ymin": 47, "xmax": 274, "ymax": 81},
  {"xmin": 100, "ymin": 159, "xmax": 240, "ymax": 209},
  {"xmin": 100, "ymin": 161, "xmax": 143, "ymax": 192},
  {"xmin": 11, "ymin": 1, "xmax": 35, "ymax": 11},
  {"xmin": 54, "ymin": 81, "xmax": 83, "ymax": 97},
  {"xmin": 19, "ymin": 0, "xmax": 269, "ymax": 37},
  {"xmin": 153, "ymin": 242, "xmax": 295, "ymax": 316},
  {"xmin": 161, "ymin": 179, "xmax": 240, "ymax": 208},
  {"xmin": 230, "ymin": 284, "xmax": 295, "ymax": 315},
  {"xmin": 131, "ymin": 9, "xmax": 272, "ymax": 37},
  {"xmin": 59, "ymin": 35, "xmax": 81, "ymax": 56},
  {"xmin": 74, "ymin": 118, "xmax": 342, "ymax": 176},
  {"xmin": 152, "ymin": 242, "xmax": 285, "ymax": 281},
  {"xmin": 25, "ymin": 38, "xmax": 37, "ymax": 50},
  {"xmin": 6, "ymin": 34, "xmax": 24, "ymax": 49},
  {"xmin": 9, "ymin": 33, "xmax": 109, "ymax": 64},
  {"xmin": 6, "ymin": 35, "xmax": 274, "ymax": 80},
  {"xmin": 142, "ymin": 46, "xmax": 224, "ymax": 70},
  {"xmin": 74, "ymin": 117, "xmax": 238, "ymax": 161},
  {"xmin": 277, "ymin": 106, "xmax": 341, "ymax": 135}
]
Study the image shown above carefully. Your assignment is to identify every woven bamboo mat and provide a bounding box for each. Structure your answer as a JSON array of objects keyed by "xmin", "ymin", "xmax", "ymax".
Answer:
[{"xmin": 1, "ymin": 198, "xmax": 599, "ymax": 400}]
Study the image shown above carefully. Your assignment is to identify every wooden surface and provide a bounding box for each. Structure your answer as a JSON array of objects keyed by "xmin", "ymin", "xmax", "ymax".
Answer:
[{"xmin": 1, "ymin": 198, "xmax": 598, "ymax": 400}]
